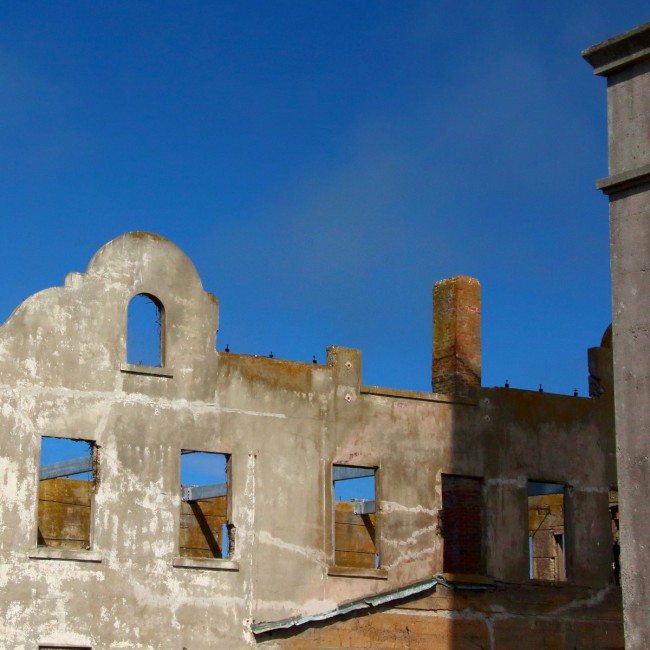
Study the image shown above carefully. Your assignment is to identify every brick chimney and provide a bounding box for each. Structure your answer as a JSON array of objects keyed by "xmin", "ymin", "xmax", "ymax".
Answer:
[{"xmin": 432, "ymin": 276, "xmax": 481, "ymax": 396}]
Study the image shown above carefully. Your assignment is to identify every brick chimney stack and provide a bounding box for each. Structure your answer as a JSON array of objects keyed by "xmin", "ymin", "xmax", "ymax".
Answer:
[{"xmin": 432, "ymin": 276, "xmax": 481, "ymax": 396}]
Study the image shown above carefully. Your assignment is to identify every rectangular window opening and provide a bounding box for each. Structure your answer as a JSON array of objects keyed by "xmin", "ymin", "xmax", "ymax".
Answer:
[
  {"xmin": 528, "ymin": 481, "xmax": 566, "ymax": 581},
  {"xmin": 441, "ymin": 474, "xmax": 484, "ymax": 575},
  {"xmin": 38, "ymin": 437, "xmax": 95, "ymax": 551},
  {"xmin": 332, "ymin": 465, "xmax": 378, "ymax": 569},
  {"xmin": 180, "ymin": 451, "xmax": 231, "ymax": 559}
]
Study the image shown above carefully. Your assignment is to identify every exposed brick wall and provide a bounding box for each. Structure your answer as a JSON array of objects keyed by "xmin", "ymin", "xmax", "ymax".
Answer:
[
  {"xmin": 260, "ymin": 582, "xmax": 623, "ymax": 649},
  {"xmin": 441, "ymin": 474, "xmax": 483, "ymax": 574},
  {"xmin": 432, "ymin": 276, "xmax": 481, "ymax": 396}
]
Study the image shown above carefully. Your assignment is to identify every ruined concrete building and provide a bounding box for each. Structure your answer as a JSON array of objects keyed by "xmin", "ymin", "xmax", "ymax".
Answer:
[
  {"xmin": 5, "ymin": 19, "xmax": 650, "ymax": 650},
  {"xmin": 0, "ymin": 233, "xmax": 622, "ymax": 649}
]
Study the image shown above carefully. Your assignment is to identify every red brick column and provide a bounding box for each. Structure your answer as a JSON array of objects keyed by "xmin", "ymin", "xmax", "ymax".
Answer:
[{"xmin": 432, "ymin": 276, "xmax": 481, "ymax": 396}]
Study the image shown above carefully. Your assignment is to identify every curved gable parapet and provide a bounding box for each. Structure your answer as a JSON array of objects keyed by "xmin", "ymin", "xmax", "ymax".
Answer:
[
  {"xmin": 0, "ymin": 232, "xmax": 219, "ymax": 394},
  {"xmin": 86, "ymin": 232, "xmax": 205, "ymax": 293}
]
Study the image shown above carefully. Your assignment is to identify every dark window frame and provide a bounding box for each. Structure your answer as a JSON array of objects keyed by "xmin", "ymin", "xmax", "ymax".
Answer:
[{"xmin": 440, "ymin": 473, "xmax": 485, "ymax": 575}]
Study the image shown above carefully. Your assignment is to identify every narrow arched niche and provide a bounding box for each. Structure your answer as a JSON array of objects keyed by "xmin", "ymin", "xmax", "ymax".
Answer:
[{"xmin": 127, "ymin": 293, "xmax": 165, "ymax": 367}]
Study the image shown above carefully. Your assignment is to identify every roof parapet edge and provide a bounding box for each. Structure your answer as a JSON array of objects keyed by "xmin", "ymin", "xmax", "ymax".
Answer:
[
  {"xmin": 360, "ymin": 385, "xmax": 478, "ymax": 406},
  {"xmin": 582, "ymin": 21, "xmax": 650, "ymax": 76}
]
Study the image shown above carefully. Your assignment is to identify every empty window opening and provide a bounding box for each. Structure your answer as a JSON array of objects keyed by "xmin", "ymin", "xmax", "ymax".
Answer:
[
  {"xmin": 332, "ymin": 465, "xmax": 378, "ymax": 569},
  {"xmin": 440, "ymin": 474, "xmax": 484, "ymax": 575},
  {"xmin": 180, "ymin": 451, "xmax": 232, "ymax": 559},
  {"xmin": 38, "ymin": 437, "xmax": 95, "ymax": 550},
  {"xmin": 610, "ymin": 489, "xmax": 620, "ymax": 585},
  {"xmin": 528, "ymin": 481, "xmax": 566, "ymax": 581},
  {"xmin": 127, "ymin": 293, "xmax": 164, "ymax": 367}
]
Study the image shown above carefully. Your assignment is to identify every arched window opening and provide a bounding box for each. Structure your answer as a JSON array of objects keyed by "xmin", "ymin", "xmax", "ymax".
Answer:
[{"xmin": 127, "ymin": 293, "xmax": 164, "ymax": 367}]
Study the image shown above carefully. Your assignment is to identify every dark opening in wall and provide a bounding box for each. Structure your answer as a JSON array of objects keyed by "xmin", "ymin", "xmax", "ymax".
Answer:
[
  {"xmin": 38, "ymin": 437, "xmax": 95, "ymax": 550},
  {"xmin": 180, "ymin": 451, "xmax": 232, "ymax": 559},
  {"xmin": 528, "ymin": 481, "xmax": 566, "ymax": 581},
  {"xmin": 40, "ymin": 647, "xmax": 92, "ymax": 649},
  {"xmin": 610, "ymin": 488, "xmax": 620, "ymax": 585},
  {"xmin": 441, "ymin": 474, "xmax": 483, "ymax": 574},
  {"xmin": 40, "ymin": 646, "xmax": 92, "ymax": 649},
  {"xmin": 332, "ymin": 465, "xmax": 378, "ymax": 569},
  {"xmin": 127, "ymin": 293, "xmax": 164, "ymax": 367}
]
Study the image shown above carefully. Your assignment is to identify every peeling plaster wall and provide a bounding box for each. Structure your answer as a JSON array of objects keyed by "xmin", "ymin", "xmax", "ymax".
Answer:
[{"xmin": 0, "ymin": 233, "xmax": 620, "ymax": 648}]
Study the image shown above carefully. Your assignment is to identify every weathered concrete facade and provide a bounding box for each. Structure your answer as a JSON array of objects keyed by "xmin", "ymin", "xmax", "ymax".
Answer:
[
  {"xmin": 583, "ymin": 21, "xmax": 650, "ymax": 650},
  {"xmin": 0, "ymin": 233, "xmax": 621, "ymax": 648}
]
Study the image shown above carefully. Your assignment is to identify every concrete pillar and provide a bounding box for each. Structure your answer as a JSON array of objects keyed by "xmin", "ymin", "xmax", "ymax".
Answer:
[
  {"xmin": 583, "ymin": 22, "xmax": 650, "ymax": 649},
  {"xmin": 432, "ymin": 276, "xmax": 481, "ymax": 396}
]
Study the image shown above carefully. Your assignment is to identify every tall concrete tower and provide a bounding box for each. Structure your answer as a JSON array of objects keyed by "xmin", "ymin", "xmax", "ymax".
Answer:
[{"xmin": 583, "ymin": 22, "xmax": 650, "ymax": 650}]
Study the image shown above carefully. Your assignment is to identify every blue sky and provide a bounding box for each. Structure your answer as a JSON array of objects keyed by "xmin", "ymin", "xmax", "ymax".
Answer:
[{"xmin": 2, "ymin": 3, "xmax": 648, "ymax": 395}]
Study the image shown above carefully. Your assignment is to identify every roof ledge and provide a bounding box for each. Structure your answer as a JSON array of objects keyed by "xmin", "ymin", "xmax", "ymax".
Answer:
[{"xmin": 582, "ymin": 22, "xmax": 650, "ymax": 76}]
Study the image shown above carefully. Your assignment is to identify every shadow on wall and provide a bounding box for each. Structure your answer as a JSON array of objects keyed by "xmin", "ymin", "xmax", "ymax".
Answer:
[{"xmin": 256, "ymin": 278, "xmax": 621, "ymax": 649}]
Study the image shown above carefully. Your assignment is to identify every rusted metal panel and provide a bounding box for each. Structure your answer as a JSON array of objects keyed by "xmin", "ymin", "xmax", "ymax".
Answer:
[
  {"xmin": 334, "ymin": 501, "xmax": 376, "ymax": 526},
  {"xmin": 528, "ymin": 493, "xmax": 564, "ymax": 532},
  {"xmin": 179, "ymin": 494, "xmax": 228, "ymax": 559},
  {"xmin": 37, "ymin": 478, "xmax": 92, "ymax": 550},
  {"xmin": 334, "ymin": 523, "xmax": 376, "ymax": 553},
  {"xmin": 334, "ymin": 551, "xmax": 375, "ymax": 569},
  {"xmin": 180, "ymin": 495, "xmax": 227, "ymax": 518},
  {"xmin": 334, "ymin": 501, "xmax": 376, "ymax": 568}
]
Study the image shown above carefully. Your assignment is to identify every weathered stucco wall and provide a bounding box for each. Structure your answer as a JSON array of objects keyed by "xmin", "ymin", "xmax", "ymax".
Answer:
[
  {"xmin": 0, "ymin": 233, "xmax": 620, "ymax": 648},
  {"xmin": 583, "ymin": 20, "xmax": 650, "ymax": 650}
]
